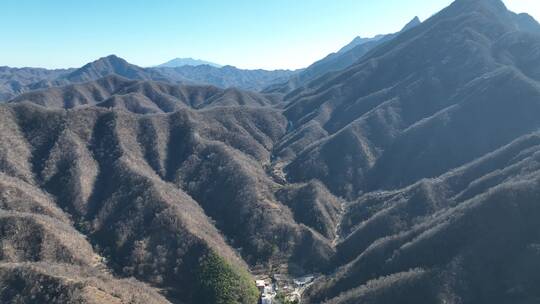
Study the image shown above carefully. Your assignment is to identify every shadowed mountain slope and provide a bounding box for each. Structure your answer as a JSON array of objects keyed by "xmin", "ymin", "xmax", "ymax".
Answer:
[
  {"xmin": 265, "ymin": 17, "xmax": 421, "ymax": 94},
  {"xmin": 273, "ymin": 0, "xmax": 540, "ymax": 303},
  {"xmin": 281, "ymin": 0, "xmax": 540, "ymax": 199},
  {"xmin": 305, "ymin": 131, "xmax": 540, "ymax": 304}
]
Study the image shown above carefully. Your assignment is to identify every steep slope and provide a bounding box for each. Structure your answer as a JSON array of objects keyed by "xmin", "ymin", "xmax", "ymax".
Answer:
[
  {"xmin": 266, "ymin": 17, "xmax": 421, "ymax": 94},
  {"xmin": 0, "ymin": 263, "xmax": 170, "ymax": 304},
  {"xmin": 274, "ymin": 0, "xmax": 540, "ymax": 303},
  {"xmin": 276, "ymin": 180, "xmax": 343, "ymax": 240},
  {"xmin": 305, "ymin": 132, "xmax": 540, "ymax": 304},
  {"xmin": 319, "ymin": 16, "xmax": 420, "ymax": 62},
  {"xmin": 281, "ymin": 0, "xmax": 540, "ymax": 199},
  {"xmin": 513, "ymin": 12, "xmax": 540, "ymax": 33},
  {"xmin": 3, "ymin": 103, "xmax": 272, "ymax": 303},
  {"xmin": 0, "ymin": 102, "xmax": 336, "ymax": 303},
  {"xmin": 0, "ymin": 211, "xmax": 98, "ymax": 266}
]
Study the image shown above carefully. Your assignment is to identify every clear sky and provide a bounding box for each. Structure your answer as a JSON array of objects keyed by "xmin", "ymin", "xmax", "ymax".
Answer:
[{"xmin": 0, "ymin": 0, "xmax": 538, "ymax": 70}]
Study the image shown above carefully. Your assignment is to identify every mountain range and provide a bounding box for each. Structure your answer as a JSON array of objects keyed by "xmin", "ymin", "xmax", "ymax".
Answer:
[
  {"xmin": 264, "ymin": 16, "xmax": 422, "ymax": 94},
  {"xmin": 0, "ymin": 18, "xmax": 422, "ymax": 102},
  {"xmin": 0, "ymin": 56, "xmax": 297, "ymax": 101},
  {"xmin": 8, "ymin": 74, "xmax": 283, "ymax": 113},
  {"xmin": 2, "ymin": 0, "xmax": 540, "ymax": 303}
]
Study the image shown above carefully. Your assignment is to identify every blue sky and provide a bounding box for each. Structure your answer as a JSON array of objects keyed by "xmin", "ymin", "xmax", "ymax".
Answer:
[{"xmin": 0, "ymin": 0, "xmax": 537, "ymax": 70}]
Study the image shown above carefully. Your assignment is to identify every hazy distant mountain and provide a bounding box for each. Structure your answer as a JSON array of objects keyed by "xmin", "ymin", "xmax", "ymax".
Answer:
[
  {"xmin": 3, "ymin": 0, "xmax": 540, "ymax": 304},
  {"xmin": 0, "ymin": 66, "xmax": 74, "ymax": 101},
  {"xmin": 336, "ymin": 35, "xmax": 384, "ymax": 54},
  {"xmin": 336, "ymin": 16, "xmax": 420, "ymax": 55},
  {"xmin": 153, "ymin": 64, "xmax": 298, "ymax": 91},
  {"xmin": 157, "ymin": 57, "xmax": 222, "ymax": 68},
  {"xmin": 265, "ymin": 16, "xmax": 421, "ymax": 93}
]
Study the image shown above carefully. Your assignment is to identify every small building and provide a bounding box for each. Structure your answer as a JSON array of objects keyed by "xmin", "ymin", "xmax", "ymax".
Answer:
[
  {"xmin": 264, "ymin": 285, "xmax": 273, "ymax": 295},
  {"xmin": 294, "ymin": 275, "xmax": 315, "ymax": 287},
  {"xmin": 256, "ymin": 280, "xmax": 266, "ymax": 293}
]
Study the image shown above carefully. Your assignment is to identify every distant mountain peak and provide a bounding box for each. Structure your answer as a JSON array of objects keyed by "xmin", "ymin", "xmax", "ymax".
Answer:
[
  {"xmin": 338, "ymin": 16, "xmax": 421, "ymax": 55},
  {"xmin": 80, "ymin": 54, "xmax": 131, "ymax": 70},
  {"xmin": 61, "ymin": 54, "xmax": 157, "ymax": 83},
  {"xmin": 447, "ymin": 0, "xmax": 540, "ymax": 34},
  {"xmin": 452, "ymin": 0, "xmax": 508, "ymax": 14},
  {"xmin": 513, "ymin": 12, "xmax": 540, "ymax": 33},
  {"xmin": 401, "ymin": 16, "xmax": 421, "ymax": 31},
  {"xmin": 103, "ymin": 54, "xmax": 122, "ymax": 60},
  {"xmin": 94, "ymin": 54, "xmax": 127, "ymax": 64},
  {"xmin": 158, "ymin": 58, "xmax": 222, "ymax": 68},
  {"xmin": 337, "ymin": 35, "xmax": 384, "ymax": 54}
]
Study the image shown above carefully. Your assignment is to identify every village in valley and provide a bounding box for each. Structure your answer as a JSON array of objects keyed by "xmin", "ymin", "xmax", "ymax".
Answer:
[{"xmin": 255, "ymin": 273, "xmax": 317, "ymax": 304}]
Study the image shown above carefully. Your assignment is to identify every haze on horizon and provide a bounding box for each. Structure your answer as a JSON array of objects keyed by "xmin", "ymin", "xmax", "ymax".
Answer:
[{"xmin": 1, "ymin": 0, "xmax": 538, "ymax": 70}]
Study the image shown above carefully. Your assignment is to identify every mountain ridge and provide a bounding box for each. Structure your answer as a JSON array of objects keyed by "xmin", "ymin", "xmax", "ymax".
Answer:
[
  {"xmin": 265, "ymin": 16, "xmax": 422, "ymax": 94},
  {"xmin": 8, "ymin": 74, "xmax": 284, "ymax": 113},
  {"xmin": 0, "ymin": 55, "xmax": 299, "ymax": 101}
]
